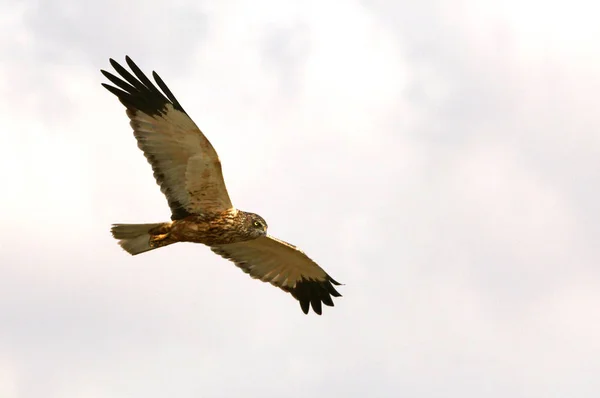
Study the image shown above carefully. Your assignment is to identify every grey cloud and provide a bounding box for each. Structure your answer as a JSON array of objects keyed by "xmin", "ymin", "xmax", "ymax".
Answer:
[{"xmin": 23, "ymin": 0, "xmax": 209, "ymax": 69}]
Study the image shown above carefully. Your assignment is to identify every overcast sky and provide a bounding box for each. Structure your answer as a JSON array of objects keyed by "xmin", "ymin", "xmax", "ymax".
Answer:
[{"xmin": 1, "ymin": 0, "xmax": 599, "ymax": 397}]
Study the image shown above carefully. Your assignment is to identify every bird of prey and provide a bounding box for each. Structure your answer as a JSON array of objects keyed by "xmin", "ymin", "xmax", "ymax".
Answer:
[{"xmin": 101, "ymin": 56, "xmax": 341, "ymax": 315}]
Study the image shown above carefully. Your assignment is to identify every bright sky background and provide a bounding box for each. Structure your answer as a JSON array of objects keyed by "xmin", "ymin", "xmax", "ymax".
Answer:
[{"xmin": 1, "ymin": 0, "xmax": 599, "ymax": 397}]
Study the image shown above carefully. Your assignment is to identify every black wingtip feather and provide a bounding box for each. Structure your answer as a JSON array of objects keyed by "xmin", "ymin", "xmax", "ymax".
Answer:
[
  {"xmin": 329, "ymin": 277, "xmax": 342, "ymax": 286},
  {"xmin": 152, "ymin": 71, "xmax": 185, "ymax": 112},
  {"xmin": 101, "ymin": 56, "xmax": 187, "ymax": 117},
  {"xmin": 321, "ymin": 293, "xmax": 334, "ymax": 307},
  {"xmin": 300, "ymin": 300, "xmax": 310, "ymax": 314},
  {"xmin": 101, "ymin": 70, "xmax": 138, "ymax": 93},
  {"xmin": 101, "ymin": 83, "xmax": 129, "ymax": 100},
  {"xmin": 125, "ymin": 57, "xmax": 161, "ymax": 95},
  {"xmin": 311, "ymin": 293, "xmax": 323, "ymax": 315},
  {"xmin": 286, "ymin": 275, "xmax": 342, "ymax": 315}
]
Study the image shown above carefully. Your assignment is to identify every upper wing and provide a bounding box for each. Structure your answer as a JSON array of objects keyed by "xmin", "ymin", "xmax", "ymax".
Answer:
[
  {"xmin": 211, "ymin": 236, "xmax": 342, "ymax": 315},
  {"xmin": 101, "ymin": 56, "xmax": 233, "ymax": 219}
]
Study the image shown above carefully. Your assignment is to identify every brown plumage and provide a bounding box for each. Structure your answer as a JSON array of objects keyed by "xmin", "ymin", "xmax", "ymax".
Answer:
[{"xmin": 102, "ymin": 56, "xmax": 342, "ymax": 315}]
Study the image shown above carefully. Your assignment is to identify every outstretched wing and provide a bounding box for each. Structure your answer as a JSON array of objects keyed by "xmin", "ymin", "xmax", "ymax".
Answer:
[
  {"xmin": 211, "ymin": 236, "xmax": 342, "ymax": 315},
  {"xmin": 101, "ymin": 56, "xmax": 233, "ymax": 219}
]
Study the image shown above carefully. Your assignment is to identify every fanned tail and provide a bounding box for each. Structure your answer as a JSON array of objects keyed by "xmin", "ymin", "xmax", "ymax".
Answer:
[{"xmin": 111, "ymin": 222, "xmax": 173, "ymax": 255}]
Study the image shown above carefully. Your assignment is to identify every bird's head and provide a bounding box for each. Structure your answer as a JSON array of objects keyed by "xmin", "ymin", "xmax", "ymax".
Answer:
[{"xmin": 242, "ymin": 211, "xmax": 268, "ymax": 239}]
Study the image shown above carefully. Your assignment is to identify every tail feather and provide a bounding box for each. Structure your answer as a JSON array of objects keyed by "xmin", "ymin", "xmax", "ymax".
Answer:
[{"xmin": 111, "ymin": 222, "xmax": 172, "ymax": 255}]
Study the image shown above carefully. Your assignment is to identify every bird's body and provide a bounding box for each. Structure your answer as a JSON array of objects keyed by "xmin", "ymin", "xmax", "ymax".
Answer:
[
  {"xmin": 115, "ymin": 209, "xmax": 266, "ymax": 250},
  {"xmin": 167, "ymin": 210, "xmax": 264, "ymax": 246},
  {"xmin": 102, "ymin": 56, "xmax": 342, "ymax": 315}
]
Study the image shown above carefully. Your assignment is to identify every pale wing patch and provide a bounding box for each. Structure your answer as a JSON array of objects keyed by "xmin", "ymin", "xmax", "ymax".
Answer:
[
  {"xmin": 131, "ymin": 109, "xmax": 197, "ymax": 208},
  {"xmin": 130, "ymin": 104, "xmax": 233, "ymax": 215},
  {"xmin": 211, "ymin": 235, "xmax": 327, "ymax": 288},
  {"xmin": 186, "ymin": 154, "xmax": 232, "ymax": 211}
]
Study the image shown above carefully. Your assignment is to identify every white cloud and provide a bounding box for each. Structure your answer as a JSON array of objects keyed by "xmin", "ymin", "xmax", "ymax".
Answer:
[{"xmin": 0, "ymin": 361, "xmax": 18, "ymax": 398}]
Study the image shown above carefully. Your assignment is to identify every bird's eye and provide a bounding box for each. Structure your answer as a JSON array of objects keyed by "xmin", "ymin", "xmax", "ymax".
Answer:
[{"xmin": 253, "ymin": 221, "xmax": 261, "ymax": 227}]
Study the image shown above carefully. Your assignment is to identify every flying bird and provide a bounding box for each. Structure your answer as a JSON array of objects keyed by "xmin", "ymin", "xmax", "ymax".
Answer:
[{"xmin": 101, "ymin": 56, "xmax": 342, "ymax": 315}]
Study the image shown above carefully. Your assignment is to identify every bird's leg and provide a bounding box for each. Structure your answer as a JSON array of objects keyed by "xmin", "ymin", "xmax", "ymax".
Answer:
[
  {"xmin": 148, "ymin": 223, "xmax": 173, "ymax": 249},
  {"xmin": 149, "ymin": 234, "xmax": 170, "ymax": 249}
]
